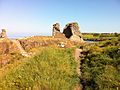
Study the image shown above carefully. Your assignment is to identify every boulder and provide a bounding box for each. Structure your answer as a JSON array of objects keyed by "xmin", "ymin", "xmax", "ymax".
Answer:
[{"xmin": 63, "ymin": 22, "xmax": 83, "ymax": 42}]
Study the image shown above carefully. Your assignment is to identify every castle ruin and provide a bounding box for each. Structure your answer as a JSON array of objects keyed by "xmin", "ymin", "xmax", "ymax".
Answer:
[
  {"xmin": 52, "ymin": 23, "xmax": 65, "ymax": 38},
  {"xmin": 52, "ymin": 22, "xmax": 83, "ymax": 42},
  {"xmin": 0, "ymin": 29, "xmax": 7, "ymax": 38}
]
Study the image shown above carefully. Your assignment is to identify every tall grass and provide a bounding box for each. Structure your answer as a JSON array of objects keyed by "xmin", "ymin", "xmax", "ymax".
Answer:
[{"xmin": 0, "ymin": 47, "xmax": 79, "ymax": 90}]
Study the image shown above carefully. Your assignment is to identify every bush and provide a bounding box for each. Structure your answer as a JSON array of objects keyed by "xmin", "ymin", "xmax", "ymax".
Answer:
[{"xmin": 81, "ymin": 38, "xmax": 120, "ymax": 90}]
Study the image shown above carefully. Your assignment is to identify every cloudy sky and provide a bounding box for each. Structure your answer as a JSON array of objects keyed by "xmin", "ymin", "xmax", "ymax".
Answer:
[{"xmin": 0, "ymin": 0, "xmax": 120, "ymax": 38}]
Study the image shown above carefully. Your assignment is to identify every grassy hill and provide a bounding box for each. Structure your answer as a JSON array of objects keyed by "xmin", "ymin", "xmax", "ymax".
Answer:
[{"xmin": 0, "ymin": 47, "xmax": 79, "ymax": 90}]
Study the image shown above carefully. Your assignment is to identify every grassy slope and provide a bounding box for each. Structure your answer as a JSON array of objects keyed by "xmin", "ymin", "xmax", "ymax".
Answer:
[{"xmin": 0, "ymin": 47, "xmax": 79, "ymax": 90}]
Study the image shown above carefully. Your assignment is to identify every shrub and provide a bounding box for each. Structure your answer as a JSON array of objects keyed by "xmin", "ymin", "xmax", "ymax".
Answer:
[{"xmin": 81, "ymin": 38, "xmax": 120, "ymax": 90}]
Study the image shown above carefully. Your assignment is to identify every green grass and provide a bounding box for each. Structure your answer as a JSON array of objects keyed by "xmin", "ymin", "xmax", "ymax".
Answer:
[
  {"xmin": 82, "ymin": 33, "xmax": 119, "ymax": 40},
  {"xmin": 0, "ymin": 47, "xmax": 79, "ymax": 90},
  {"xmin": 81, "ymin": 37, "xmax": 120, "ymax": 90},
  {"xmin": 82, "ymin": 34, "xmax": 94, "ymax": 39}
]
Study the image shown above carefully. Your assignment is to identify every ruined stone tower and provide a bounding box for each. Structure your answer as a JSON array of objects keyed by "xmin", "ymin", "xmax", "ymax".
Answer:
[
  {"xmin": 63, "ymin": 22, "xmax": 83, "ymax": 42},
  {"xmin": 52, "ymin": 23, "xmax": 65, "ymax": 38},
  {"xmin": 0, "ymin": 29, "xmax": 7, "ymax": 38},
  {"xmin": 52, "ymin": 22, "xmax": 83, "ymax": 42},
  {"xmin": 52, "ymin": 23, "xmax": 60, "ymax": 36}
]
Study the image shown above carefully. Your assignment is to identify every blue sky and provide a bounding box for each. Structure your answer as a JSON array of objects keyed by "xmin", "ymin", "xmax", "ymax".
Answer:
[{"xmin": 0, "ymin": 0, "xmax": 120, "ymax": 37}]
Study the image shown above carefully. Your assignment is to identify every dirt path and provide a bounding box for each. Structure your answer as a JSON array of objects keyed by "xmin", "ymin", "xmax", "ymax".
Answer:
[
  {"xmin": 74, "ymin": 48, "xmax": 83, "ymax": 90},
  {"xmin": 12, "ymin": 40, "xmax": 30, "ymax": 57},
  {"xmin": 75, "ymin": 48, "xmax": 82, "ymax": 76}
]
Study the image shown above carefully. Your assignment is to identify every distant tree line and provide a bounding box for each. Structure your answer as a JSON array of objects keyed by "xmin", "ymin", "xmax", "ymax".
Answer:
[{"xmin": 82, "ymin": 32, "xmax": 120, "ymax": 37}]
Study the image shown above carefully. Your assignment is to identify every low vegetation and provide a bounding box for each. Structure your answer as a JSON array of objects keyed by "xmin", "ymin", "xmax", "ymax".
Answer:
[
  {"xmin": 82, "ymin": 33, "xmax": 120, "ymax": 41},
  {"xmin": 0, "ymin": 47, "xmax": 79, "ymax": 90},
  {"xmin": 0, "ymin": 33, "xmax": 119, "ymax": 90},
  {"xmin": 81, "ymin": 37, "xmax": 120, "ymax": 90}
]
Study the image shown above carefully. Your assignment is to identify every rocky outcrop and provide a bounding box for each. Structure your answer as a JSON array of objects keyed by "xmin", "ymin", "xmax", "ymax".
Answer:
[
  {"xmin": 0, "ymin": 38, "xmax": 20, "ymax": 67},
  {"xmin": 0, "ymin": 38, "xmax": 23, "ymax": 55},
  {"xmin": 0, "ymin": 38, "xmax": 31, "ymax": 67},
  {"xmin": 63, "ymin": 22, "xmax": 83, "ymax": 42},
  {"xmin": 0, "ymin": 38, "xmax": 30, "ymax": 56},
  {"xmin": 0, "ymin": 41, "xmax": 9, "ymax": 54},
  {"xmin": 0, "ymin": 29, "xmax": 7, "ymax": 38},
  {"xmin": 12, "ymin": 40, "xmax": 30, "ymax": 57}
]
